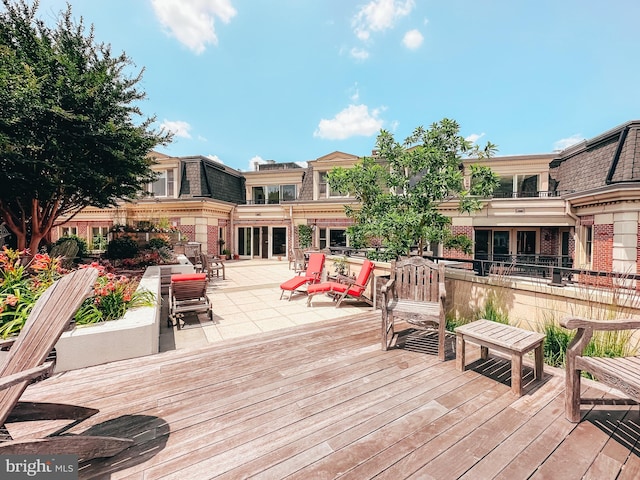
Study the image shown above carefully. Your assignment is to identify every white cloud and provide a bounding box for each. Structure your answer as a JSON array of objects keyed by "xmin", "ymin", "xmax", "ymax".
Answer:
[
  {"xmin": 402, "ymin": 29, "xmax": 423, "ymax": 49},
  {"xmin": 151, "ymin": 0, "xmax": 237, "ymax": 54},
  {"xmin": 352, "ymin": 0, "xmax": 415, "ymax": 40},
  {"xmin": 207, "ymin": 154, "xmax": 224, "ymax": 164},
  {"xmin": 553, "ymin": 134, "xmax": 585, "ymax": 152},
  {"xmin": 350, "ymin": 47, "xmax": 370, "ymax": 60},
  {"xmin": 466, "ymin": 133, "xmax": 485, "ymax": 144},
  {"xmin": 160, "ymin": 119, "xmax": 192, "ymax": 138},
  {"xmin": 314, "ymin": 104, "xmax": 384, "ymax": 140},
  {"xmin": 248, "ymin": 155, "xmax": 266, "ymax": 172}
]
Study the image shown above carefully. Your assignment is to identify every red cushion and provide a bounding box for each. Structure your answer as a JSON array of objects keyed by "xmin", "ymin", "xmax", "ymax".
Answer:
[
  {"xmin": 171, "ymin": 273, "xmax": 207, "ymax": 282},
  {"xmin": 307, "ymin": 281, "xmax": 347, "ymax": 295},
  {"xmin": 280, "ymin": 277, "xmax": 313, "ymax": 291}
]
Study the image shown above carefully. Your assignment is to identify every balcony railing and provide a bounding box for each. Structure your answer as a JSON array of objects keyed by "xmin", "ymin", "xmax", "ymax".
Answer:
[{"xmin": 491, "ymin": 190, "xmax": 574, "ymax": 199}]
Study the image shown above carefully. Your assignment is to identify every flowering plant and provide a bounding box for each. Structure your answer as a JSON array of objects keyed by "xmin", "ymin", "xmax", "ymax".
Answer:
[
  {"xmin": 74, "ymin": 263, "xmax": 155, "ymax": 324},
  {"xmin": 0, "ymin": 249, "xmax": 155, "ymax": 338},
  {"xmin": 0, "ymin": 248, "xmax": 63, "ymax": 338}
]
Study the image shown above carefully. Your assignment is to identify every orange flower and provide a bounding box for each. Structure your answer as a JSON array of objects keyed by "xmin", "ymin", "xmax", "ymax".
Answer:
[{"xmin": 5, "ymin": 294, "xmax": 19, "ymax": 307}]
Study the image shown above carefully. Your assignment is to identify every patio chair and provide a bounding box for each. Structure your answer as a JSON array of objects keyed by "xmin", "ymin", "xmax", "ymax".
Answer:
[
  {"xmin": 200, "ymin": 253, "xmax": 225, "ymax": 281},
  {"xmin": 169, "ymin": 273, "xmax": 213, "ymax": 328},
  {"xmin": 381, "ymin": 257, "xmax": 447, "ymax": 360},
  {"xmin": 0, "ymin": 267, "xmax": 134, "ymax": 459},
  {"xmin": 561, "ymin": 315, "xmax": 640, "ymax": 422},
  {"xmin": 306, "ymin": 259, "xmax": 375, "ymax": 307},
  {"xmin": 279, "ymin": 252, "xmax": 325, "ymax": 301}
]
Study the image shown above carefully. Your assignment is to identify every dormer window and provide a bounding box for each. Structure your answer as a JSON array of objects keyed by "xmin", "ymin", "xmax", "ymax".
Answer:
[
  {"xmin": 318, "ymin": 172, "xmax": 347, "ymax": 199},
  {"xmin": 149, "ymin": 170, "xmax": 174, "ymax": 197}
]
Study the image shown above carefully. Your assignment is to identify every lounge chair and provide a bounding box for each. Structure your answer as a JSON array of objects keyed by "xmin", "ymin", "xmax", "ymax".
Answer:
[
  {"xmin": 0, "ymin": 267, "xmax": 134, "ymax": 459},
  {"xmin": 279, "ymin": 252, "xmax": 325, "ymax": 300},
  {"xmin": 168, "ymin": 273, "xmax": 212, "ymax": 328},
  {"xmin": 306, "ymin": 259, "xmax": 375, "ymax": 307},
  {"xmin": 381, "ymin": 256, "xmax": 446, "ymax": 360}
]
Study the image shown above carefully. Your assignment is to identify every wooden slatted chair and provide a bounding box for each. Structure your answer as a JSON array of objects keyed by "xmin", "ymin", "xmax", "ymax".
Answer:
[
  {"xmin": 169, "ymin": 273, "xmax": 212, "ymax": 328},
  {"xmin": 561, "ymin": 316, "xmax": 640, "ymax": 422},
  {"xmin": 381, "ymin": 257, "xmax": 446, "ymax": 360},
  {"xmin": 0, "ymin": 267, "xmax": 134, "ymax": 459},
  {"xmin": 200, "ymin": 253, "xmax": 225, "ymax": 281}
]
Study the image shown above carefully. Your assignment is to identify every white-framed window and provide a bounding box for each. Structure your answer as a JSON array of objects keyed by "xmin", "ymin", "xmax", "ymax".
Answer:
[
  {"xmin": 90, "ymin": 227, "xmax": 108, "ymax": 251},
  {"xmin": 60, "ymin": 226, "xmax": 77, "ymax": 237},
  {"xmin": 319, "ymin": 228, "xmax": 347, "ymax": 249},
  {"xmin": 492, "ymin": 174, "xmax": 539, "ymax": 198},
  {"xmin": 281, "ymin": 184, "xmax": 296, "ymax": 201},
  {"xmin": 584, "ymin": 226, "xmax": 593, "ymax": 266},
  {"xmin": 149, "ymin": 170, "xmax": 174, "ymax": 197},
  {"xmin": 318, "ymin": 172, "xmax": 347, "ymax": 199},
  {"xmin": 251, "ymin": 184, "xmax": 296, "ymax": 204}
]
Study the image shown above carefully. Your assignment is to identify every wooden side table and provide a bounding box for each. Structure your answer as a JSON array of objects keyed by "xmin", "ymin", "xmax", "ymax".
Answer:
[{"xmin": 455, "ymin": 319, "xmax": 545, "ymax": 396}]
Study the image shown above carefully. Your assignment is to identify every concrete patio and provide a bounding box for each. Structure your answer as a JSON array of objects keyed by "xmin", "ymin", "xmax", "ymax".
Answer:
[{"xmin": 159, "ymin": 259, "xmax": 374, "ymax": 351}]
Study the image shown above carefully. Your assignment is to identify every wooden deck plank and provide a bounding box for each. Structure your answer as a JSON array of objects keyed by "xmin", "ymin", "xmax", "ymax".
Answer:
[{"xmin": 7, "ymin": 312, "xmax": 640, "ymax": 479}]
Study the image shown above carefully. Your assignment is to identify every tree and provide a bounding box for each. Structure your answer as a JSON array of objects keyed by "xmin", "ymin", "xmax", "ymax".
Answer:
[
  {"xmin": 0, "ymin": 0, "xmax": 171, "ymax": 253},
  {"xmin": 327, "ymin": 118, "xmax": 499, "ymax": 260}
]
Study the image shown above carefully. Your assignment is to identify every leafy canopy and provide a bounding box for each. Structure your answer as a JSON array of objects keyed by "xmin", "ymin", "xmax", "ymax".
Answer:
[
  {"xmin": 0, "ymin": 0, "xmax": 171, "ymax": 252},
  {"xmin": 327, "ymin": 118, "xmax": 499, "ymax": 260}
]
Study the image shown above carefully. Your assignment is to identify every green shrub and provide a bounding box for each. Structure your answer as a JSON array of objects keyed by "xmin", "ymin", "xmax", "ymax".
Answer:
[
  {"xmin": 51, "ymin": 235, "xmax": 88, "ymax": 259},
  {"xmin": 106, "ymin": 236, "xmax": 139, "ymax": 260},
  {"xmin": 147, "ymin": 237, "xmax": 171, "ymax": 250}
]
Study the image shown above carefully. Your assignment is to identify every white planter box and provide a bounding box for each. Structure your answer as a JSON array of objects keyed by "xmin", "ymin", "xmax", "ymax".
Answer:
[{"xmin": 53, "ymin": 261, "xmax": 193, "ymax": 372}]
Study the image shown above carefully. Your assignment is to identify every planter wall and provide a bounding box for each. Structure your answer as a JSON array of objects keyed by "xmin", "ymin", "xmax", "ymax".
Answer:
[{"xmin": 53, "ymin": 260, "xmax": 194, "ymax": 372}]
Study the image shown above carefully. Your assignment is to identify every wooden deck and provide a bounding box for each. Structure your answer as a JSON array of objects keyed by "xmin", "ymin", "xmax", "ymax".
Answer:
[{"xmin": 10, "ymin": 313, "xmax": 640, "ymax": 479}]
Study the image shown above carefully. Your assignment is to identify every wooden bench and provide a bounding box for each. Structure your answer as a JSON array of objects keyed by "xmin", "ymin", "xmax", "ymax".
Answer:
[
  {"xmin": 560, "ymin": 316, "xmax": 640, "ymax": 422},
  {"xmin": 455, "ymin": 319, "xmax": 545, "ymax": 396}
]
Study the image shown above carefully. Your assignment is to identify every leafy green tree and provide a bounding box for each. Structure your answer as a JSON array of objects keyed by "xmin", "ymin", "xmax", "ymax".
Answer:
[
  {"xmin": 0, "ymin": 0, "xmax": 171, "ymax": 253},
  {"xmin": 328, "ymin": 118, "xmax": 499, "ymax": 260}
]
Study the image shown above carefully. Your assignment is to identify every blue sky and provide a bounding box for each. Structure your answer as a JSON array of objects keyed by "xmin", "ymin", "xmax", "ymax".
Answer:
[{"xmin": 35, "ymin": 0, "xmax": 640, "ymax": 171}]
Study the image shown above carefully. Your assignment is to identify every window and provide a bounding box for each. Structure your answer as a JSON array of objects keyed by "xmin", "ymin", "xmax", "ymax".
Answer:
[
  {"xmin": 252, "ymin": 186, "xmax": 265, "ymax": 204},
  {"xmin": 150, "ymin": 170, "xmax": 174, "ymax": 197},
  {"xmin": 267, "ymin": 185, "xmax": 280, "ymax": 204},
  {"xmin": 60, "ymin": 226, "xmax": 77, "ymax": 237},
  {"xmin": 90, "ymin": 227, "xmax": 108, "ymax": 251},
  {"xmin": 281, "ymin": 184, "xmax": 296, "ymax": 201},
  {"xmin": 585, "ymin": 226, "xmax": 593, "ymax": 265},
  {"xmin": 319, "ymin": 228, "xmax": 347, "ymax": 249},
  {"xmin": 319, "ymin": 172, "xmax": 328, "ymax": 198},
  {"xmin": 252, "ymin": 185, "xmax": 295, "ymax": 204},
  {"xmin": 493, "ymin": 176, "xmax": 513, "ymax": 198},
  {"xmin": 516, "ymin": 174, "xmax": 538, "ymax": 197},
  {"xmin": 493, "ymin": 174, "xmax": 539, "ymax": 198},
  {"xmin": 318, "ymin": 172, "xmax": 346, "ymax": 198}
]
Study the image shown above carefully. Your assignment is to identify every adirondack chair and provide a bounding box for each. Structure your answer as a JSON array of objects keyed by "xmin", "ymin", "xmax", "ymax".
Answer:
[
  {"xmin": 561, "ymin": 316, "xmax": 640, "ymax": 422},
  {"xmin": 381, "ymin": 257, "xmax": 446, "ymax": 360},
  {"xmin": 279, "ymin": 252, "xmax": 325, "ymax": 300},
  {"xmin": 306, "ymin": 259, "xmax": 375, "ymax": 307},
  {"xmin": 0, "ymin": 267, "xmax": 134, "ymax": 459},
  {"xmin": 169, "ymin": 273, "xmax": 212, "ymax": 328}
]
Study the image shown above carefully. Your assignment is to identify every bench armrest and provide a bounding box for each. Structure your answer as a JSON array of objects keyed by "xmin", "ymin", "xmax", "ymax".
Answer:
[{"xmin": 560, "ymin": 316, "xmax": 640, "ymax": 331}]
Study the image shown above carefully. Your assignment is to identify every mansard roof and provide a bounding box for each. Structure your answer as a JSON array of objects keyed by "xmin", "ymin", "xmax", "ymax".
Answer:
[
  {"xmin": 178, "ymin": 156, "xmax": 245, "ymax": 204},
  {"xmin": 550, "ymin": 120, "xmax": 640, "ymax": 194}
]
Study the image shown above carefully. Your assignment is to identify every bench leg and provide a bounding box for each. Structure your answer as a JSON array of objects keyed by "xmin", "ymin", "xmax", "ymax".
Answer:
[
  {"xmin": 534, "ymin": 343, "xmax": 544, "ymax": 380},
  {"xmin": 511, "ymin": 353, "xmax": 523, "ymax": 396},
  {"xmin": 456, "ymin": 334, "xmax": 465, "ymax": 371},
  {"xmin": 480, "ymin": 345, "xmax": 489, "ymax": 360}
]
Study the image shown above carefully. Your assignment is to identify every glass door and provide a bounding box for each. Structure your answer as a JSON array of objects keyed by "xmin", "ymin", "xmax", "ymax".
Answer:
[{"xmin": 493, "ymin": 231, "xmax": 510, "ymax": 261}]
